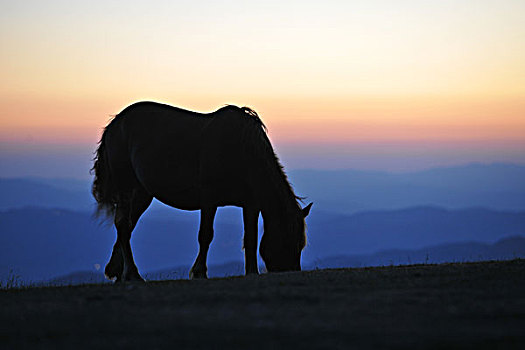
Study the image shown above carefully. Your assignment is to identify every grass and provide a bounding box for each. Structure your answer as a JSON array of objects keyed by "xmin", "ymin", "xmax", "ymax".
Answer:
[
  {"xmin": 0, "ymin": 269, "xmax": 23, "ymax": 289},
  {"xmin": 1, "ymin": 259, "xmax": 524, "ymax": 349}
]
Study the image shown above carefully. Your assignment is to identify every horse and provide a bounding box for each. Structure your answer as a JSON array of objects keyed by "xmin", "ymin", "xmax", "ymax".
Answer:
[{"xmin": 91, "ymin": 101, "xmax": 312, "ymax": 282}]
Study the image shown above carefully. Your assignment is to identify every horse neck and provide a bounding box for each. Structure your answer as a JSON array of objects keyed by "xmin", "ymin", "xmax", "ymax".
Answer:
[
  {"xmin": 259, "ymin": 180, "xmax": 299, "ymax": 226},
  {"xmin": 260, "ymin": 190, "xmax": 305, "ymax": 250},
  {"xmin": 248, "ymin": 130, "xmax": 300, "ymax": 225}
]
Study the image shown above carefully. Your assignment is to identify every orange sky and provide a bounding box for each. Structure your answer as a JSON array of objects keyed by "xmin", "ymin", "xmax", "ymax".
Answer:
[
  {"xmin": 1, "ymin": 0, "xmax": 524, "ymax": 171},
  {"xmin": 1, "ymin": 94, "xmax": 523, "ymax": 146}
]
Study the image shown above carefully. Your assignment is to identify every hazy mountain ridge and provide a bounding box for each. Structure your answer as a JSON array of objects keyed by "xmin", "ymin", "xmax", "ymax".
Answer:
[
  {"xmin": 44, "ymin": 261, "xmax": 247, "ymax": 286},
  {"xmin": 305, "ymin": 205, "xmax": 525, "ymax": 257},
  {"xmin": 2, "ymin": 163, "xmax": 525, "ymax": 213},
  {"xmin": 41, "ymin": 236, "xmax": 525, "ymax": 286},
  {"xmin": 2, "ymin": 163, "xmax": 524, "ymax": 283},
  {"xmin": 2, "ymin": 205, "xmax": 524, "ymax": 283},
  {"xmin": 309, "ymin": 235, "xmax": 525, "ymax": 269},
  {"xmin": 0, "ymin": 178, "xmax": 93, "ymax": 211},
  {"xmin": 290, "ymin": 163, "xmax": 525, "ymax": 213}
]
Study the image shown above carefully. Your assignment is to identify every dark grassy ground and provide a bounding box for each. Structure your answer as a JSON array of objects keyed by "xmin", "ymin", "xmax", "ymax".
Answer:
[{"xmin": 1, "ymin": 259, "xmax": 525, "ymax": 349}]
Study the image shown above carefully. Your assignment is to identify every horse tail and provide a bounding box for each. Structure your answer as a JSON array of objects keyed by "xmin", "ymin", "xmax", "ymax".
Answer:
[{"xmin": 91, "ymin": 127, "xmax": 117, "ymax": 220}]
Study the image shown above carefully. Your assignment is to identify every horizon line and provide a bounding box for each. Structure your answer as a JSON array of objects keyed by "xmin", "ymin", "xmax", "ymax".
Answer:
[{"xmin": 1, "ymin": 161, "xmax": 524, "ymax": 181}]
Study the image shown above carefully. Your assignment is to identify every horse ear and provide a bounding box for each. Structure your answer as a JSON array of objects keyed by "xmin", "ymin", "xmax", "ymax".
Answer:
[{"xmin": 302, "ymin": 202, "xmax": 313, "ymax": 218}]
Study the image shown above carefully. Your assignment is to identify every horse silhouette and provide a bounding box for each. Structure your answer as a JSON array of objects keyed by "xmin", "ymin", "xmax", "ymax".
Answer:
[{"xmin": 92, "ymin": 102, "xmax": 312, "ymax": 282}]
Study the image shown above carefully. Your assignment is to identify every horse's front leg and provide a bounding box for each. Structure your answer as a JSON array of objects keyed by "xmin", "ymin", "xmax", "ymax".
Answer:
[
  {"xmin": 190, "ymin": 206, "xmax": 217, "ymax": 279},
  {"xmin": 243, "ymin": 207, "xmax": 259, "ymax": 275}
]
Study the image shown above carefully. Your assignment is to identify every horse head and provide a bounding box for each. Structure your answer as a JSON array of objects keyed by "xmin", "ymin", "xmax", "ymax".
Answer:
[{"xmin": 260, "ymin": 203, "xmax": 313, "ymax": 272}]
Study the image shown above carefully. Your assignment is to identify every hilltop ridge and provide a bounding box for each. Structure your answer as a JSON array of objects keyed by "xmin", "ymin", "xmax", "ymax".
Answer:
[{"xmin": 2, "ymin": 259, "xmax": 524, "ymax": 349}]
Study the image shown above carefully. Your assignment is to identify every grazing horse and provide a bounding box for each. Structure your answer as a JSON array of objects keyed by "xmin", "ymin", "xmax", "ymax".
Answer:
[{"xmin": 92, "ymin": 102, "xmax": 312, "ymax": 282}]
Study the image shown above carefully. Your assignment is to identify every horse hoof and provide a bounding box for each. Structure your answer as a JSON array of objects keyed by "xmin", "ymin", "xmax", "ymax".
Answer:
[
  {"xmin": 112, "ymin": 269, "xmax": 145, "ymax": 284},
  {"xmin": 104, "ymin": 262, "xmax": 122, "ymax": 281},
  {"xmin": 105, "ymin": 274, "xmax": 120, "ymax": 283},
  {"xmin": 124, "ymin": 273, "xmax": 145, "ymax": 283},
  {"xmin": 104, "ymin": 270, "xmax": 121, "ymax": 282},
  {"xmin": 189, "ymin": 269, "xmax": 208, "ymax": 279}
]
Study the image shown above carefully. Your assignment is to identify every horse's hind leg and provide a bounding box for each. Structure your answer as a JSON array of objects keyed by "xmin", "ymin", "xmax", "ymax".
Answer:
[
  {"xmin": 105, "ymin": 187, "xmax": 152, "ymax": 283},
  {"xmin": 104, "ymin": 241, "xmax": 123, "ymax": 281},
  {"xmin": 189, "ymin": 206, "xmax": 217, "ymax": 279}
]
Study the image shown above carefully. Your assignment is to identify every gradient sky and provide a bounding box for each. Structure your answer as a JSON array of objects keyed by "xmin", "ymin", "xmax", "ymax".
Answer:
[{"xmin": 1, "ymin": 0, "xmax": 524, "ymax": 177}]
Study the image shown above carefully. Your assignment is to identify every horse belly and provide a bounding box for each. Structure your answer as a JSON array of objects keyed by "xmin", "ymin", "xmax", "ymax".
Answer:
[
  {"xmin": 154, "ymin": 187, "xmax": 201, "ymax": 211},
  {"xmin": 129, "ymin": 140, "xmax": 201, "ymax": 210},
  {"xmin": 141, "ymin": 172, "xmax": 247, "ymax": 210}
]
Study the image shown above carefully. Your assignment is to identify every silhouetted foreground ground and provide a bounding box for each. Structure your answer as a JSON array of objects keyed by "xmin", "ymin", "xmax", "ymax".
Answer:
[{"xmin": 2, "ymin": 260, "xmax": 524, "ymax": 349}]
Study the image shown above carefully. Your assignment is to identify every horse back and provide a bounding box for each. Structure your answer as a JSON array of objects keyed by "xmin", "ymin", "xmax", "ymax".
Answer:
[
  {"xmin": 102, "ymin": 103, "xmax": 207, "ymax": 206},
  {"xmin": 103, "ymin": 102, "xmax": 267, "ymax": 209}
]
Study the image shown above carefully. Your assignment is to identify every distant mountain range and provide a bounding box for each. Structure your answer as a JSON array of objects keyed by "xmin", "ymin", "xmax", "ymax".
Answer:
[
  {"xmin": 304, "ymin": 206, "xmax": 525, "ymax": 258},
  {"xmin": 289, "ymin": 163, "xmax": 525, "ymax": 213},
  {"xmin": 1, "ymin": 163, "xmax": 525, "ymax": 284},
  {"xmin": 2, "ymin": 163, "xmax": 525, "ymax": 214},
  {"xmin": 1, "ymin": 206, "xmax": 524, "ymax": 283},
  {"xmin": 308, "ymin": 235, "xmax": 525, "ymax": 269},
  {"xmin": 0, "ymin": 178, "xmax": 94, "ymax": 211},
  {"xmin": 42, "ymin": 236, "xmax": 525, "ymax": 287}
]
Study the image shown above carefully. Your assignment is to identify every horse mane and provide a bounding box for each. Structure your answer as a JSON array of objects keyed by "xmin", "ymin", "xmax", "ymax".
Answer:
[{"xmin": 224, "ymin": 105, "xmax": 306, "ymax": 247}]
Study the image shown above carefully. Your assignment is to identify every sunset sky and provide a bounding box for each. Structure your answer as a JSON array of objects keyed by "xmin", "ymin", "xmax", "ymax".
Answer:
[{"xmin": 1, "ymin": 0, "xmax": 524, "ymax": 177}]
